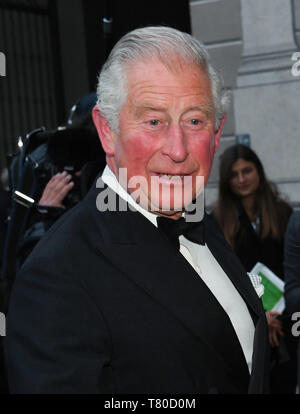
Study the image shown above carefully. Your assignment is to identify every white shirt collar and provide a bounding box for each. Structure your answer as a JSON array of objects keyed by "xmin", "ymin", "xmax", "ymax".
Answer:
[{"xmin": 101, "ymin": 165, "xmax": 158, "ymax": 227}]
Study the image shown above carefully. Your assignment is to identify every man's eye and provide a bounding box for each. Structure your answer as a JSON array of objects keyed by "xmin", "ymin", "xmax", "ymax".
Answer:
[
  {"xmin": 190, "ymin": 119, "xmax": 200, "ymax": 125},
  {"xmin": 149, "ymin": 120, "xmax": 160, "ymax": 126}
]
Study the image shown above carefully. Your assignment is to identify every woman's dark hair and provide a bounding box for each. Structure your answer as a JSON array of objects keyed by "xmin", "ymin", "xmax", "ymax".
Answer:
[{"xmin": 214, "ymin": 144, "xmax": 290, "ymax": 247}]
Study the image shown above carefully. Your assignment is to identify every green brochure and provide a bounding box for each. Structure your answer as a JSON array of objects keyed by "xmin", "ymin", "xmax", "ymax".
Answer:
[{"xmin": 250, "ymin": 262, "xmax": 285, "ymax": 312}]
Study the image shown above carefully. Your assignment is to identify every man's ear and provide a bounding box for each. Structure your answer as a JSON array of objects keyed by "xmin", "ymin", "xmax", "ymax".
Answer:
[
  {"xmin": 214, "ymin": 115, "xmax": 226, "ymax": 153},
  {"xmin": 92, "ymin": 105, "xmax": 116, "ymax": 156}
]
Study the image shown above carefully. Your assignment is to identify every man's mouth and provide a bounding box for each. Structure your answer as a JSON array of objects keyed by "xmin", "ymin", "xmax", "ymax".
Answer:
[
  {"xmin": 151, "ymin": 172, "xmax": 190, "ymax": 184},
  {"xmin": 158, "ymin": 174, "xmax": 186, "ymax": 179}
]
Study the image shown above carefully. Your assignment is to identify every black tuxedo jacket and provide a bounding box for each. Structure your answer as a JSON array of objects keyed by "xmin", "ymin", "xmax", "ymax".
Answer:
[{"xmin": 5, "ymin": 183, "xmax": 270, "ymax": 394}]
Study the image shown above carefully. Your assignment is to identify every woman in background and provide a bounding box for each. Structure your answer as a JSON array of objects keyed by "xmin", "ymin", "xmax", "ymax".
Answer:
[
  {"xmin": 214, "ymin": 144, "xmax": 292, "ymax": 278},
  {"xmin": 213, "ymin": 144, "xmax": 296, "ymax": 393}
]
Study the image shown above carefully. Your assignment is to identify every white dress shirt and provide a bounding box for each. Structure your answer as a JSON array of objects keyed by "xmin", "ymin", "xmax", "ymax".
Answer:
[{"xmin": 101, "ymin": 166, "xmax": 255, "ymax": 373}]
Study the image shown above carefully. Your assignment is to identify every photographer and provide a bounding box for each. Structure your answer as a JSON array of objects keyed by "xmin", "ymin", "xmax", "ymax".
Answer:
[
  {"xmin": 15, "ymin": 113, "xmax": 105, "ymax": 268},
  {"xmin": 2, "ymin": 99, "xmax": 106, "ymax": 301}
]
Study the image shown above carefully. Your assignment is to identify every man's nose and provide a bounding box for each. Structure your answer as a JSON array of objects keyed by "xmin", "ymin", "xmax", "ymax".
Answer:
[{"xmin": 161, "ymin": 124, "xmax": 188, "ymax": 162}]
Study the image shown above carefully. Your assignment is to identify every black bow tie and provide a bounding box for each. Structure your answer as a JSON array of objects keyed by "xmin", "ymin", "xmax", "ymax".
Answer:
[{"xmin": 156, "ymin": 216, "xmax": 205, "ymax": 251}]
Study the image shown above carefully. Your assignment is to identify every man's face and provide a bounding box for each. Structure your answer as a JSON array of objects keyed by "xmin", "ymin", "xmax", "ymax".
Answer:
[{"xmin": 94, "ymin": 57, "xmax": 224, "ymax": 218}]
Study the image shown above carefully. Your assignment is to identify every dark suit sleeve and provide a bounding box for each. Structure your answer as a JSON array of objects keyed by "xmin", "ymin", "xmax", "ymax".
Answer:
[
  {"xmin": 284, "ymin": 212, "xmax": 300, "ymax": 315},
  {"xmin": 4, "ymin": 256, "xmax": 113, "ymax": 394}
]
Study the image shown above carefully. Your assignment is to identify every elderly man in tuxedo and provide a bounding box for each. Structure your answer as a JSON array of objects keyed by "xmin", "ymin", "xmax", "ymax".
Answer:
[{"xmin": 5, "ymin": 26, "xmax": 269, "ymax": 394}]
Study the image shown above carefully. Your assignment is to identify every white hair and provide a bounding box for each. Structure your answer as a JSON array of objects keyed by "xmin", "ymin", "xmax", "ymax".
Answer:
[{"xmin": 96, "ymin": 26, "xmax": 230, "ymax": 133}]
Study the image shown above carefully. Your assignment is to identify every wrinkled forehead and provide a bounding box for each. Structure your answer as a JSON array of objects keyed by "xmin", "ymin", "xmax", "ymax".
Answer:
[
  {"xmin": 124, "ymin": 53, "xmax": 208, "ymax": 81},
  {"xmin": 123, "ymin": 56, "xmax": 214, "ymax": 112}
]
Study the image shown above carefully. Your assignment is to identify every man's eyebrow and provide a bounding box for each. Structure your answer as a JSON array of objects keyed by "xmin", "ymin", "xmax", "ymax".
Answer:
[
  {"xmin": 184, "ymin": 104, "xmax": 214, "ymax": 117},
  {"xmin": 134, "ymin": 103, "xmax": 214, "ymax": 117},
  {"xmin": 134, "ymin": 105, "xmax": 167, "ymax": 115}
]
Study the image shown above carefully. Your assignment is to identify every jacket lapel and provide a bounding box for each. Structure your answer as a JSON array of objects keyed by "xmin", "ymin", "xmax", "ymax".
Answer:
[
  {"xmin": 205, "ymin": 215, "xmax": 264, "ymax": 320},
  {"xmin": 204, "ymin": 215, "xmax": 269, "ymax": 392}
]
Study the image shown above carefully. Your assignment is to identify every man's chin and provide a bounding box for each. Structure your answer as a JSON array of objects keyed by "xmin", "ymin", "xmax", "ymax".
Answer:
[
  {"xmin": 147, "ymin": 198, "xmax": 189, "ymax": 216},
  {"xmin": 154, "ymin": 210, "xmax": 184, "ymax": 219},
  {"xmin": 133, "ymin": 188, "xmax": 199, "ymax": 216}
]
